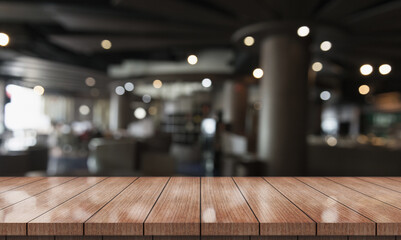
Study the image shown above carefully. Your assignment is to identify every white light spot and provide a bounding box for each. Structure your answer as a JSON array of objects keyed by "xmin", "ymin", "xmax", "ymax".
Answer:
[
  {"xmin": 326, "ymin": 136, "xmax": 338, "ymax": 147},
  {"xmin": 360, "ymin": 64, "xmax": 373, "ymax": 76},
  {"xmin": 33, "ymin": 85, "xmax": 45, "ymax": 96},
  {"xmin": 243, "ymin": 36, "xmax": 255, "ymax": 46},
  {"xmin": 115, "ymin": 86, "xmax": 125, "ymax": 95},
  {"xmin": 253, "ymin": 68, "xmax": 264, "ymax": 79},
  {"xmin": 101, "ymin": 39, "xmax": 112, "ymax": 49},
  {"xmin": 85, "ymin": 77, "xmax": 96, "ymax": 87},
  {"xmin": 297, "ymin": 26, "xmax": 310, "ymax": 37},
  {"xmin": 187, "ymin": 55, "xmax": 198, "ymax": 65},
  {"xmin": 202, "ymin": 78, "xmax": 212, "ymax": 88},
  {"xmin": 0, "ymin": 33, "xmax": 10, "ymax": 47},
  {"xmin": 312, "ymin": 62, "xmax": 323, "ymax": 72},
  {"xmin": 379, "ymin": 64, "xmax": 391, "ymax": 75},
  {"xmin": 320, "ymin": 91, "xmax": 331, "ymax": 101},
  {"xmin": 79, "ymin": 105, "xmax": 90, "ymax": 115},
  {"xmin": 359, "ymin": 85, "xmax": 370, "ymax": 95},
  {"xmin": 320, "ymin": 41, "xmax": 332, "ymax": 51},
  {"xmin": 134, "ymin": 107, "xmax": 146, "ymax": 119},
  {"xmin": 124, "ymin": 82, "xmax": 134, "ymax": 91}
]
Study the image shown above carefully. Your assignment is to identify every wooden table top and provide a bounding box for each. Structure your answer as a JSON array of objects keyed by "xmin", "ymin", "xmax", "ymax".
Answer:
[{"xmin": 0, "ymin": 177, "xmax": 400, "ymax": 237}]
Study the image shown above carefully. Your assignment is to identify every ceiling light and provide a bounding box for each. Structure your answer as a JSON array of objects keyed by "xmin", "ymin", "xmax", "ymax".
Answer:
[
  {"xmin": 142, "ymin": 94, "xmax": 151, "ymax": 103},
  {"xmin": 320, "ymin": 91, "xmax": 331, "ymax": 101},
  {"xmin": 153, "ymin": 79, "xmax": 163, "ymax": 89},
  {"xmin": 0, "ymin": 33, "xmax": 9, "ymax": 47},
  {"xmin": 312, "ymin": 62, "xmax": 323, "ymax": 72},
  {"xmin": 320, "ymin": 41, "xmax": 332, "ymax": 51},
  {"xmin": 359, "ymin": 85, "xmax": 370, "ymax": 95},
  {"xmin": 243, "ymin": 36, "xmax": 255, "ymax": 46},
  {"xmin": 187, "ymin": 55, "xmax": 198, "ymax": 65},
  {"xmin": 253, "ymin": 68, "xmax": 264, "ymax": 79},
  {"xmin": 101, "ymin": 39, "xmax": 112, "ymax": 50},
  {"xmin": 85, "ymin": 77, "xmax": 96, "ymax": 87},
  {"xmin": 124, "ymin": 82, "xmax": 134, "ymax": 91},
  {"xmin": 379, "ymin": 64, "xmax": 391, "ymax": 75},
  {"xmin": 360, "ymin": 64, "xmax": 373, "ymax": 76},
  {"xmin": 202, "ymin": 78, "xmax": 212, "ymax": 88},
  {"xmin": 297, "ymin": 26, "xmax": 310, "ymax": 37},
  {"xmin": 115, "ymin": 86, "xmax": 125, "ymax": 95},
  {"xmin": 79, "ymin": 105, "xmax": 90, "ymax": 116},
  {"xmin": 134, "ymin": 107, "xmax": 146, "ymax": 119},
  {"xmin": 33, "ymin": 85, "xmax": 45, "ymax": 96}
]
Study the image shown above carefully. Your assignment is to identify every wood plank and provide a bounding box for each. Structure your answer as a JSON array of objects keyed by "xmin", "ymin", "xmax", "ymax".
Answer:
[
  {"xmin": 28, "ymin": 177, "xmax": 137, "ymax": 236},
  {"xmin": 201, "ymin": 177, "xmax": 258, "ymax": 236},
  {"xmin": 329, "ymin": 177, "xmax": 401, "ymax": 209},
  {"xmin": 85, "ymin": 177, "xmax": 169, "ymax": 235},
  {"xmin": 349, "ymin": 237, "xmax": 395, "ymax": 240},
  {"xmin": 0, "ymin": 177, "xmax": 44, "ymax": 194},
  {"xmin": 252, "ymin": 237, "xmax": 297, "ymax": 240},
  {"xmin": 203, "ymin": 237, "xmax": 249, "ymax": 240},
  {"xmin": 145, "ymin": 177, "xmax": 200, "ymax": 236},
  {"xmin": 387, "ymin": 177, "xmax": 401, "ymax": 183},
  {"xmin": 234, "ymin": 177, "xmax": 315, "ymax": 236},
  {"xmin": 8, "ymin": 237, "xmax": 54, "ymax": 240},
  {"xmin": 298, "ymin": 177, "xmax": 401, "ymax": 235},
  {"xmin": 0, "ymin": 177, "xmax": 14, "ymax": 183},
  {"xmin": 0, "ymin": 177, "xmax": 105, "ymax": 235},
  {"xmin": 103, "ymin": 237, "xmax": 151, "ymax": 240},
  {"xmin": 265, "ymin": 177, "xmax": 375, "ymax": 236},
  {"xmin": 358, "ymin": 177, "xmax": 401, "ymax": 192},
  {"xmin": 154, "ymin": 237, "xmax": 199, "ymax": 240},
  {"xmin": 299, "ymin": 237, "xmax": 347, "ymax": 240},
  {"xmin": 56, "ymin": 237, "xmax": 101, "ymax": 240},
  {"xmin": 0, "ymin": 177, "xmax": 75, "ymax": 210}
]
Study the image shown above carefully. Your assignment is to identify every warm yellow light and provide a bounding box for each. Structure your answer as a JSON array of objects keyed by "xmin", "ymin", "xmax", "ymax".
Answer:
[
  {"xmin": 243, "ymin": 36, "xmax": 255, "ymax": 46},
  {"xmin": 153, "ymin": 79, "xmax": 163, "ymax": 88},
  {"xmin": 326, "ymin": 136, "xmax": 337, "ymax": 147},
  {"xmin": 148, "ymin": 106, "xmax": 157, "ymax": 115},
  {"xmin": 253, "ymin": 68, "xmax": 264, "ymax": 79},
  {"xmin": 360, "ymin": 64, "xmax": 373, "ymax": 76},
  {"xmin": 359, "ymin": 85, "xmax": 370, "ymax": 95},
  {"xmin": 320, "ymin": 41, "xmax": 332, "ymax": 51},
  {"xmin": 297, "ymin": 26, "xmax": 310, "ymax": 37},
  {"xmin": 101, "ymin": 39, "xmax": 112, "ymax": 49},
  {"xmin": 312, "ymin": 62, "xmax": 323, "ymax": 72},
  {"xmin": 0, "ymin": 33, "xmax": 9, "ymax": 47},
  {"xmin": 379, "ymin": 64, "xmax": 391, "ymax": 75},
  {"xmin": 85, "ymin": 77, "xmax": 96, "ymax": 87},
  {"xmin": 33, "ymin": 85, "xmax": 45, "ymax": 95},
  {"xmin": 187, "ymin": 55, "xmax": 198, "ymax": 65}
]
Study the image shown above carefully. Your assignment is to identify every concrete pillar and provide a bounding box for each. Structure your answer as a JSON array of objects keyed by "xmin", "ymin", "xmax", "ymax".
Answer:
[
  {"xmin": 109, "ymin": 92, "xmax": 130, "ymax": 131},
  {"xmin": 257, "ymin": 34, "xmax": 310, "ymax": 176}
]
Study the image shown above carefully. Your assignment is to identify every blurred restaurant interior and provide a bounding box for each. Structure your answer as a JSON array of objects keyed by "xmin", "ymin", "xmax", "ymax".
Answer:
[{"xmin": 0, "ymin": 0, "xmax": 401, "ymax": 177}]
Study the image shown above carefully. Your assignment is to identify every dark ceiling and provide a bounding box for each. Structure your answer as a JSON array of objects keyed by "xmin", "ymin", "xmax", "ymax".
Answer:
[{"xmin": 0, "ymin": 0, "xmax": 401, "ymax": 98}]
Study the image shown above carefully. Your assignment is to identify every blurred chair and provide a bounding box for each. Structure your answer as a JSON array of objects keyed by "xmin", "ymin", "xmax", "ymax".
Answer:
[{"xmin": 87, "ymin": 138, "xmax": 137, "ymax": 175}]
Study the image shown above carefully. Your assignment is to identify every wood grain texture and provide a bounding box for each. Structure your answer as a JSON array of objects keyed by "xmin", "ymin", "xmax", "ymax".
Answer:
[
  {"xmin": 234, "ymin": 177, "xmax": 315, "ymax": 236},
  {"xmin": 154, "ymin": 237, "xmax": 199, "ymax": 240},
  {"xmin": 265, "ymin": 177, "xmax": 375, "ymax": 236},
  {"xmin": 252, "ymin": 237, "xmax": 297, "ymax": 240},
  {"xmin": 0, "ymin": 177, "xmax": 74, "ymax": 210},
  {"xmin": 7, "ymin": 237, "xmax": 54, "ymax": 240},
  {"xmin": 0, "ymin": 177, "xmax": 105, "ymax": 235},
  {"xmin": 0, "ymin": 177, "xmax": 14, "ymax": 183},
  {"xmin": 203, "ymin": 237, "xmax": 250, "ymax": 240},
  {"xmin": 300, "ymin": 177, "xmax": 401, "ymax": 235},
  {"xmin": 201, "ymin": 177, "xmax": 258, "ymax": 236},
  {"xmin": 86, "ymin": 177, "xmax": 169, "ymax": 236},
  {"xmin": 103, "ymin": 237, "xmax": 151, "ymax": 240},
  {"xmin": 145, "ymin": 177, "xmax": 200, "ymax": 236},
  {"xmin": 357, "ymin": 177, "xmax": 401, "ymax": 193},
  {"xmin": 28, "ymin": 177, "xmax": 137, "ymax": 236},
  {"xmin": 299, "ymin": 237, "xmax": 347, "ymax": 240},
  {"xmin": 329, "ymin": 177, "xmax": 401, "ymax": 209},
  {"xmin": 0, "ymin": 177, "xmax": 44, "ymax": 194},
  {"xmin": 56, "ymin": 237, "xmax": 101, "ymax": 240},
  {"xmin": 388, "ymin": 177, "xmax": 401, "ymax": 182},
  {"xmin": 349, "ymin": 237, "xmax": 395, "ymax": 240}
]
